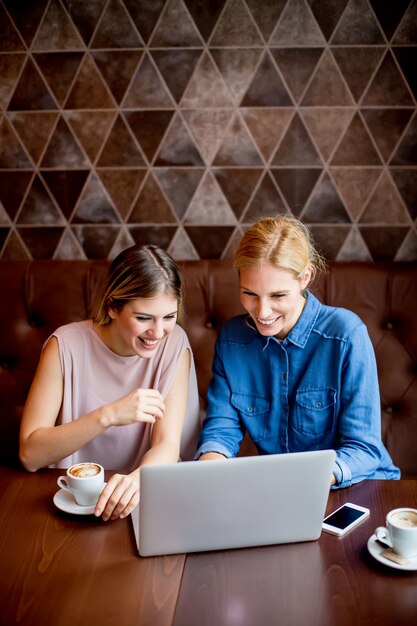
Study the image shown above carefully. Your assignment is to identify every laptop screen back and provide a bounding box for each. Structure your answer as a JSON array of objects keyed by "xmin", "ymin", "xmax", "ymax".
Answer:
[{"xmin": 132, "ymin": 449, "xmax": 335, "ymax": 557}]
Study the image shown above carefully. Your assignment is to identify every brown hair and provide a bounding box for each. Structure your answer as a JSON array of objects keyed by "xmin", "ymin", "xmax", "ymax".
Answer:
[
  {"xmin": 92, "ymin": 244, "xmax": 184, "ymax": 326},
  {"xmin": 233, "ymin": 214, "xmax": 325, "ymax": 283}
]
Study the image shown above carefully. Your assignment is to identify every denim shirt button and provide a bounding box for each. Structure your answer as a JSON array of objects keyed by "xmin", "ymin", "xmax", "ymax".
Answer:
[
  {"xmin": 315, "ymin": 401, "xmax": 322, "ymax": 408},
  {"xmin": 248, "ymin": 407, "xmax": 253, "ymax": 412}
]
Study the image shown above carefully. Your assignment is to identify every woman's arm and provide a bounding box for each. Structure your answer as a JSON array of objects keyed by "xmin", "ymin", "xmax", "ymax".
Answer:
[
  {"xmin": 196, "ymin": 334, "xmax": 245, "ymax": 459},
  {"xmin": 94, "ymin": 349, "xmax": 191, "ymax": 521},
  {"xmin": 142, "ymin": 348, "xmax": 190, "ymax": 466},
  {"xmin": 20, "ymin": 337, "xmax": 108, "ymax": 471},
  {"xmin": 333, "ymin": 323, "xmax": 389, "ymax": 488},
  {"xmin": 199, "ymin": 452, "xmax": 227, "ymax": 461},
  {"xmin": 19, "ymin": 337, "xmax": 165, "ymax": 472}
]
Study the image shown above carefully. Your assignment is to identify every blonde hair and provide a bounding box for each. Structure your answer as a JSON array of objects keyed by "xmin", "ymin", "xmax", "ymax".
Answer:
[
  {"xmin": 233, "ymin": 214, "xmax": 325, "ymax": 283},
  {"xmin": 92, "ymin": 244, "xmax": 184, "ymax": 326}
]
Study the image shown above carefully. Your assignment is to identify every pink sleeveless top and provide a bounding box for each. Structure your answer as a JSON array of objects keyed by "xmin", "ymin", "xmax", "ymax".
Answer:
[{"xmin": 50, "ymin": 320, "xmax": 200, "ymax": 471}]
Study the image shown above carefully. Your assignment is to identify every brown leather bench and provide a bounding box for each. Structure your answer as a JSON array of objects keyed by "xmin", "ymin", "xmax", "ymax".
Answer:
[{"xmin": 1, "ymin": 260, "xmax": 416, "ymax": 478}]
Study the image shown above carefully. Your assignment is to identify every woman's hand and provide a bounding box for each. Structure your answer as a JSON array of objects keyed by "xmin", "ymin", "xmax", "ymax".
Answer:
[
  {"xmin": 101, "ymin": 388, "xmax": 166, "ymax": 428},
  {"xmin": 199, "ymin": 452, "xmax": 227, "ymax": 461},
  {"xmin": 94, "ymin": 471, "xmax": 139, "ymax": 521}
]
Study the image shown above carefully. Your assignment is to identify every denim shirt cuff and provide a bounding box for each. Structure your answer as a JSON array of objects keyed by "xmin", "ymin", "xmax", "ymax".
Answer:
[
  {"xmin": 194, "ymin": 441, "xmax": 234, "ymax": 460},
  {"xmin": 331, "ymin": 457, "xmax": 352, "ymax": 489}
]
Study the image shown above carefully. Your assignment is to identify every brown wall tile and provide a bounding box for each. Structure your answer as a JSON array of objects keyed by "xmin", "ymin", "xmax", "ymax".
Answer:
[{"xmin": 0, "ymin": 0, "xmax": 415, "ymax": 260}]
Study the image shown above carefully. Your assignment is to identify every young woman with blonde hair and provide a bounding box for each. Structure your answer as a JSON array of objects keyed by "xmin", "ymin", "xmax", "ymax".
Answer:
[
  {"xmin": 197, "ymin": 214, "xmax": 399, "ymax": 488},
  {"xmin": 20, "ymin": 244, "xmax": 200, "ymax": 520}
]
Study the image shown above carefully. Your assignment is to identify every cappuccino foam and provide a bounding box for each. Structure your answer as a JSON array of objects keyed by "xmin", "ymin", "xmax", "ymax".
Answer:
[
  {"xmin": 69, "ymin": 463, "xmax": 101, "ymax": 478},
  {"xmin": 391, "ymin": 511, "xmax": 417, "ymax": 528}
]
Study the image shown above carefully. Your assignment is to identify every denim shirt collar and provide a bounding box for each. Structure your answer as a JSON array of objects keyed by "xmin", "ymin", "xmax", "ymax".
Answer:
[{"xmin": 262, "ymin": 291, "xmax": 321, "ymax": 350}]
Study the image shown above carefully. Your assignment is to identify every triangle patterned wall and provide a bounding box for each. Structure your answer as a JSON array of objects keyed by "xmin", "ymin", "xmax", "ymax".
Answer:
[{"xmin": 0, "ymin": 0, "xmax": 416, "ymax": 260}]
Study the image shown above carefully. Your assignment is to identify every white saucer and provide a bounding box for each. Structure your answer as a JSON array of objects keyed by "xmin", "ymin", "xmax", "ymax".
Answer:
[
  {"xmin": 53, "ymin": 483, "xmax": 107, "ymax": 516},
  {"xmin": 367, "ymin": 534, "xmax": 417, "ymax": 571}
]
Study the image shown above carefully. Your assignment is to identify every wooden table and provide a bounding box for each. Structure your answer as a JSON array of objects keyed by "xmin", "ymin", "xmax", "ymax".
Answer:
[{"xmin": 0, "ymin": 467, "xmax": 416, "ymax": 626}]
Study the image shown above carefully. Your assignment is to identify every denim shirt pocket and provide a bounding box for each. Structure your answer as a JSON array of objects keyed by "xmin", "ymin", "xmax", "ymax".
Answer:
[
  {"xmin": 231, "ymin": 392, "xmax": 270, "ymax": 441},
  {"xmin": 293, "ymin": 388, "xmax": 337, "ymax": 437}
]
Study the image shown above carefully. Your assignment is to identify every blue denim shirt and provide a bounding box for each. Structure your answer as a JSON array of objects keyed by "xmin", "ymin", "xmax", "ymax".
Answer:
[{"xmin": 196, "ymin": 292, "xmax": 400, "ymax": 488}]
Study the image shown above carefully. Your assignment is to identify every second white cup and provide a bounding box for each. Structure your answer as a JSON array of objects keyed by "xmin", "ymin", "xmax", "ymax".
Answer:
[{"xmin": 375, "ymin": 507, "xmax": 417, "ymax": 559}]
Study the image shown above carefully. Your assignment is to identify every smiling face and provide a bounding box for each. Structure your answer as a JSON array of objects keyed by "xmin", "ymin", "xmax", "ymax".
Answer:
[
  {"xmin": 101, "ymin": 293, "xmax": 178, "ymax": 357},
  {"xmin": 239, "ymin": 263, "xmax": 311, "ymax": 340}
]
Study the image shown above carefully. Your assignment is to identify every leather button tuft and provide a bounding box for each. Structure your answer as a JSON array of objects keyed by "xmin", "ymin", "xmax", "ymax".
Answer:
[
  {"xmin": 205, "ymin": 321, "xmax": 214, "ymax": 329},
  {"xmin": 385, "ymin": 322, "xmax": 394, "ymax": 330}
]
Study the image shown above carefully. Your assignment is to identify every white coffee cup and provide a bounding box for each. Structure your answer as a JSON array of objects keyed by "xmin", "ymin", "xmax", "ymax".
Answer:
[
  {"xmin": 375, "ymin": 507, "xmax": 417, "ymax": 559},
  {"xmin": 57, "ymin": 462, "xmax": 104, "ymax": 507}
]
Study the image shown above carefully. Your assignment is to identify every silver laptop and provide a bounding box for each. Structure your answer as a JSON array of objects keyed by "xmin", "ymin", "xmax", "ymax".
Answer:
[{"xmin": 131, "ymin": 449, "xmax": 336, "ymax": 557}]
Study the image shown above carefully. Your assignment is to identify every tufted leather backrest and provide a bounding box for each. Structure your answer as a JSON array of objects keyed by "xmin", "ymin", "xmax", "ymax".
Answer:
[{"xmin": 1, "ymin": 260, "xmax": 416, "ymax": 477}]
